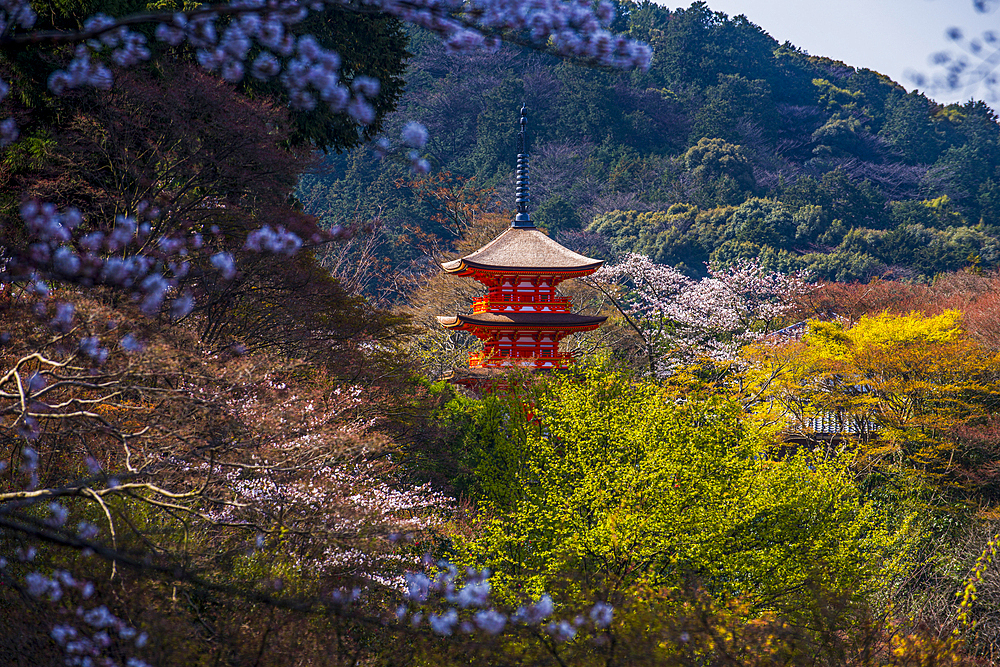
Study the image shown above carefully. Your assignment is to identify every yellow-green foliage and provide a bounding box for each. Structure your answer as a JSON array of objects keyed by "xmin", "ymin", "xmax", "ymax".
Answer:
[
  {"xmin": 806, "ymin": 310, "xmax": 963, "ymax": 360},
  {"xmin": 458, "ymin": 368, "xmax": 914, "ymax": 617},
  {"xmin": 813, "ymin": 78, "xmax": 867, "ymax": 113},
  {"xmin": 744, "ymin": 310, "xmax": 1000, "ymax": 502}
]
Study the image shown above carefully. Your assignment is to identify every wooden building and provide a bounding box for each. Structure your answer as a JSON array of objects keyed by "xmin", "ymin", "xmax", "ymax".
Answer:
[{"xmin": 437, "ymin": 106, "xmax": 606, "ymax": 385}]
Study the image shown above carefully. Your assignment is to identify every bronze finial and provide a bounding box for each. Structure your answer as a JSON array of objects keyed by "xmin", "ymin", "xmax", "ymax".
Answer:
[{"xmin": 513, "ymin": 103, "xmax": 534, "ymax": 229}]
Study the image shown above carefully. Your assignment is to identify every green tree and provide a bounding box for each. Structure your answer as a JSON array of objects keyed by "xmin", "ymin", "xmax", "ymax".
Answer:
[
  {"xmin": 683, "ymin": 137, "xmax": 755, "ymax": 206},
  {"xmin": 878, "ymin": 90, "xmax": 944, "ymax": 165},
  {"xmin": 535, "ymin": 194, "xmax": 581, "ymax": 235},
  {"xmin": 689, "ymin": 74, "xmax": 778, "ymax": 144},
  {"xmin": 811, "ymin": 114, "xmax": 865, "ymax": 159},
  {"xmin": 458, "ymin": 369, "xmax": 914, "ymax": 619},
  {"xmin": 722, "ymin": 197, "xmax": 794, "ymax": 246},
  {"xmin": 648, "ymin": 1, "xmax": 777, "ymax": 89},
  {"xmin": 0, "ymin": 0, "xmax": 408, "ymax": 154}
]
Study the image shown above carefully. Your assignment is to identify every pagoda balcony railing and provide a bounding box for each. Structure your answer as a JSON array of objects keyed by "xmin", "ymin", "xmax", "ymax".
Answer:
[
  {"xmin": 472, "ymin": 296, "xmax": 571, "ymax": 314},
  {"xmin": 468, "ymin": 351, "xmax": 575, "ymax": 369}
]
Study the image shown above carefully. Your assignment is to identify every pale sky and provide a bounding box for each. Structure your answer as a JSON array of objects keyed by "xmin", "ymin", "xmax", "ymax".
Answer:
[{"xmin": 676, "ymin": 0, "xmax": 999, "ymax": 109}]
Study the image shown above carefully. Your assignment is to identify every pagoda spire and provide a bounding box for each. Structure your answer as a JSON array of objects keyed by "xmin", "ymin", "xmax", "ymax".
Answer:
[{"xmin": 512, "ymin": 103, "xmax": 534, "ymax": 229}]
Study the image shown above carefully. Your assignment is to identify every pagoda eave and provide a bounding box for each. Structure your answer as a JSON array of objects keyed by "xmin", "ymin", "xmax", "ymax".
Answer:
[
  {"xmin": 440, "ymin": 259, "xmax": 603, "ymax": 278},
  {"xmin": 437, "ymin": 313, "xmax": 607, "ymax": 331}
]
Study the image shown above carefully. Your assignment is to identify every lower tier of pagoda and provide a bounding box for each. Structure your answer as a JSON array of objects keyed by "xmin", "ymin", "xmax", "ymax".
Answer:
[{"xmin": 436, "ymin": 312, "xmax": 606, "ymax": 370}]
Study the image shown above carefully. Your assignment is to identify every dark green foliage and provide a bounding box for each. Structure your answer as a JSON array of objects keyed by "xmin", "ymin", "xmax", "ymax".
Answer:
[
  {"xmin": 643, "ymin": 1, "xmax": 779, "ymax": 89},
  {"xmin": 535, "ymin": 194, "xmax": 581, "ymax": 235},
  {"xmin": 722, "ymin": 198, "xmax": 794, "ymax": 247},
  {"xmin": 689, "ymin": 74, "xmax": 778, "ymax": 144},
  {"xmin": 299, "ymin": 2, "xmax": 1000, "ymax": 291},
  {"xmin": 391, "ymin": 382, "xmax": 534, "ymax": 506},
  {"xmin": 799, "ymin": 249, "xmax": 883, "ymax": 282},
  {"xmin": 879, "ymin": 90, "xmax": 946, "ymax": 164},
  {"xmin": 682, "ymin": 137, "xmax": 756, "ymax": 205},
  {"xmin": 980, "ymin": 179, "xmax": 1000, "ymax": 223}
]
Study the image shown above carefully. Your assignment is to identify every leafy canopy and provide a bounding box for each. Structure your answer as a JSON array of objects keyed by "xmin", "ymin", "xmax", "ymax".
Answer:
[
  {"xmin": 806, "ymin": 309, "xmax": 964, "ymax": 361},
  {"xmin": 457, "ymin": 368, "xmax": 913, "ymax": 617}
]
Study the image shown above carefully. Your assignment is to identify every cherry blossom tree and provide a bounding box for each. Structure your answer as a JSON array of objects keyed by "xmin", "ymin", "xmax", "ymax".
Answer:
[
  {"xmin": 0, "ymin": 285, "xmax": 458, "ymax": 663},
  {"xmin": 588, "ymin": 253, "xmax": 814, "ymax": 378}
]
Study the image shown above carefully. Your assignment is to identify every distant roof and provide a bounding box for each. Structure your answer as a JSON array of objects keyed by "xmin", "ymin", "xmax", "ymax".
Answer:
[
  {"xmin": 437, "ymin": 312, "xmax": 607, "ymax": 329},
  {"xmin": 440, "ymin": 227, "xmax": 603, "ymax": 274}
]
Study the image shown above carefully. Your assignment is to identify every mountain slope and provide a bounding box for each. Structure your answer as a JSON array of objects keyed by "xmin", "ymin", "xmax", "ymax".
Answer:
[{"xmin": 299, "ymin": 0, "xmax": 1000, "ymax": 290}]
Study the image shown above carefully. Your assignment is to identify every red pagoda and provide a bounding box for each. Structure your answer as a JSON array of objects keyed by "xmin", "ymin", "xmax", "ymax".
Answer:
[{"xmin": 437, "ymin": 105, "xmax": 606, "ymax": 383}]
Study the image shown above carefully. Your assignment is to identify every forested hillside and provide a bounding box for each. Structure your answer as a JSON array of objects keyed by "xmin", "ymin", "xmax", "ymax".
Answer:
[{"xmin": 300, "ymin": 0, "xmax": 1000, "ymax": 292}]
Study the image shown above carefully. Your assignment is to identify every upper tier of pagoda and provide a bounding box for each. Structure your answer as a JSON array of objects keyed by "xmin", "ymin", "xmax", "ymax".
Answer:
[
  {"xmin": 440, "ymin": 227, "xmax": 603, "ymax": 277},
  {"xmin": 436, "ymin": 104, "xmax": 606, "ymax": 376}
]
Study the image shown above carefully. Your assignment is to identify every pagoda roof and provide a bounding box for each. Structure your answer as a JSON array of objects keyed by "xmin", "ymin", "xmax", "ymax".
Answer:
[
  {"xmin": 440, "ymin": 227, "xmax": 603, "ymax": 274},
  {"xmin": 437, "ymin": 312, "xmax": 607, "ymax": 330}
]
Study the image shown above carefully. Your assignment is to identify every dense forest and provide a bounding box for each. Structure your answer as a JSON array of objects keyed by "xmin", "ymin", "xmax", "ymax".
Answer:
[
  {"xmin": 4, "ymin": 0, "xmax": 1000, "ymax": 666},
  {"xmin": 301, "ymin": 1, "xmax": 1000, "ymax": 294}
]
